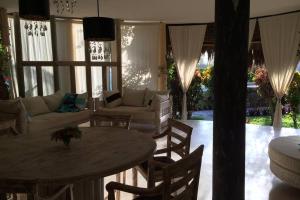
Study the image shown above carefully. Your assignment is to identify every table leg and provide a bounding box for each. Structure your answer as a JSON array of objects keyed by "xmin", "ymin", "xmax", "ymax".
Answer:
[
  {"xmin": 0, "ymin": 193, "xmax": 7, "ymax": 200},
  {"xmin": 94, "ymin": 178, "xmax": 104, "ymax": 200}
]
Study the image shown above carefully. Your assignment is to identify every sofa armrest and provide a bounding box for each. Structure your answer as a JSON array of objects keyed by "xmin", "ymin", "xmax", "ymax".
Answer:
[{"xmin": 154, "ymin": 98, "xmax": 171, "ymax": 134}]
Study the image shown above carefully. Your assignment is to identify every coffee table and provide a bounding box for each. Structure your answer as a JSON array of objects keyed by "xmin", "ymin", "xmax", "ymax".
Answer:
[
  {"xmin": 0, "ymin": 127, "xmax": 156, "ymax": 200},
  {"xmin": 269, "ymin": 136, "xmax": 300, "ymax": 189}
]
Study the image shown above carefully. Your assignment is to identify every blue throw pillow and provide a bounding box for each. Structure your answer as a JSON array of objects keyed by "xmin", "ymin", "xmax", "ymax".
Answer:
[{"xmin": 56, "ymin": 93, "xmax": 80, "ymax": 113}]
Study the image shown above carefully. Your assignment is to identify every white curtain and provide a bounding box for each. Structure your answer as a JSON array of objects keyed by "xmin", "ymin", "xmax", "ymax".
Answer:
[
  {"xmin": 259, "ymin": 13, "xmax": 300, "ymax": 129},
  {"xmin": 249, "ymin": 19, "xmax": 256, "ymax": 49},
  {"xmin": 169, "ymin": 25, "xmax": 207, "ymax": 120},
  {"xmin": 121, "ymin": 24, "xmax": 160, "ymax": 90},
  {"xmin": 20, "ymin": 20, "xmax": 53, "ymax": 96}
]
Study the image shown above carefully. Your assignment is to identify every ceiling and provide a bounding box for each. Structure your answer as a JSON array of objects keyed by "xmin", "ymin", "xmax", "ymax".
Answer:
[{"xmin": 1, "ymin": 0, "xmax": 300, "ymax": 23}]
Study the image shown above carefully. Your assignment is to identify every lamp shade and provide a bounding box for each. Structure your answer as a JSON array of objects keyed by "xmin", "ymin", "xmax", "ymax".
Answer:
[
  {"xmin": 83, "ymin": 17, "xmax": 115, "ymax": 41},
  {"xmin": 19, "ymin": 0, "xmax": 50, "ymax": 21}
]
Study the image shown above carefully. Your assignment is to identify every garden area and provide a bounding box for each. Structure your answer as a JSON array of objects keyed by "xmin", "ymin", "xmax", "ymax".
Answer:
[{"xmin": 168, "ymin": 58, "xmax": 300, "ymax": 129}]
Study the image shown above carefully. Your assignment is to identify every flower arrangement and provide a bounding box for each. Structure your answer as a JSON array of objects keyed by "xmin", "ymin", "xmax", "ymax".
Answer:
[{"xmin": 51, "ymin": 127, "xmax": 82, "ymax": 146}]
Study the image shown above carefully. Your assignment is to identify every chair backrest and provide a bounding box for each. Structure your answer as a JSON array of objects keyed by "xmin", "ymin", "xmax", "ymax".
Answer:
[
  {"xmin": 166, "ymin": 119, "xmax": 193, "ymax": 159},
  {"xmin": 162, "ymin": 145, "xmax": 204, "ymax": 200},
  {"xmin": 91, "ymin": 112, "xmax": 132, "ymax": 130}
]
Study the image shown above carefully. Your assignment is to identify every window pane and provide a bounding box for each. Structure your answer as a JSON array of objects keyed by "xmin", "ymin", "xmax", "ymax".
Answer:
[
  {"xmin": 75, "ymin": 66, "xmax": 87, "ymax": 94},
  {"xmin": 107, "ymin": 66, "xmax": 118, "ymax": 91},
  {"xmin": 72, "ymin": 23, "xmax": 85, "ymax": 61},
  {"xmin": 59, "ymin": 66, "xmax": 71, "ymax": 93},
  {"xmin": 20, "ymin": 20, "xmax": 53, "ymax": 61},
  {"xmin": 91, "ymin": 66, "xmax": 103, "ymax": 98},
  {"xmin": 42, "ymin": 66, "xmax": 54, "ymax": 95},
  {"xmin": 90, "ymin": 42, "xmax": 112, "ymax": 62},
  {"xmin": 24, "ymin": 66, "xmax": 37, "ymax": 97}
]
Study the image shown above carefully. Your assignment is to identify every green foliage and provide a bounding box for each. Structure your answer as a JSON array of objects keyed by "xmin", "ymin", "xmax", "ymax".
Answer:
[
  {"xmin": 286, "ymin": 72, "xmax": 300, "ymax": 128},
  {"xmin": 51, "ymin": 127, "xmax": 82, "ymax": 146},
  {"xmin": 0, "ymin": 33, "xmax": 10, "ymax": 74},
  {"xmin": 247, "ymin": 115, "xmax": 300, "ymax": 128}
]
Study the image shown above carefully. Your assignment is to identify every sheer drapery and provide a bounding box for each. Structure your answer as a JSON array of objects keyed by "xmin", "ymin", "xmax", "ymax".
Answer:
[
  {"xmin": 169, "ymin": 25, "xmax": 207, "ymax": 120},
  {"xmin": 7, "ymin": 17, "xmax": 18, "ymax": 97},
  {"xmin": 72, "ymin": 23, "xmax": 87, "ymax": 94},
  {"xmin": 259, "ymin": 13, "xmax": 300, "ymax": 129},
  {"xmin": 21, "ymin": 20, "xmax": 53, "ymax": 96},
  {"xmin": 121, "ymin": 24, "xmax": 160, "ymax": 90},
  {"xmin": 249, "ymin": 19, "xmax": 256, "ymax": 49}
]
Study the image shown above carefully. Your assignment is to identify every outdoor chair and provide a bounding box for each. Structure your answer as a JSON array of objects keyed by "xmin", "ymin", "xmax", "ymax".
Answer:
[
  {"xmin": 106, "ymin": 145, "xmax": 204, "ymax": 200},
  {"xmin": 133, "ymin": 118, "xmax": 193, "ymax": 188}
]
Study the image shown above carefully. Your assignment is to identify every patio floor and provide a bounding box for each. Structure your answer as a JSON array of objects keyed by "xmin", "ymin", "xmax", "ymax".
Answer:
[{"xmin": 104, "ymin": 120, "xmax": 300, "ymax": 200}]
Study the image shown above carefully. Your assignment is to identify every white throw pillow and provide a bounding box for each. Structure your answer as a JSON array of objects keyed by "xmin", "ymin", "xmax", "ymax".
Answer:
[
  {"xmin": 122, "ymin": 88, "xmax": 145, "ymax": 107},
  {"xmin": 42, "ymin": 90, "xmax": 64, "ymax": 112},
  {"xmin": 21, "ymin": 96, "xmax": 50, "ymax": 117},
  {"xmin": 103, "ymin": 90, "xmax": 122, "ymax": 108},
  {"xmin": 144, "ymin": 88, "xmax": 169, "ymax": 106}
]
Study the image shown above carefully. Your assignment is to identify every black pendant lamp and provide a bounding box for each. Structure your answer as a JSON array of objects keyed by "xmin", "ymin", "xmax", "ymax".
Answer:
[
  {"xmin": 83, "ymin": 0, "xmax": 115, "ymax": 41},
  {"xmin": 19, "ymin": 0, "xmax": 50, "ymax": 21}
]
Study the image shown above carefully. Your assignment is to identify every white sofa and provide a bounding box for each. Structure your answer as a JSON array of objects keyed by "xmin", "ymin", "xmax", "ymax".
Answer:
[
  {"xmin": 0, "ymin": 92, "xmax": 91, "ymax": 135},
  {"xmin": 97, "ymin": 88, "xmax": 172, "ymax": 133}
]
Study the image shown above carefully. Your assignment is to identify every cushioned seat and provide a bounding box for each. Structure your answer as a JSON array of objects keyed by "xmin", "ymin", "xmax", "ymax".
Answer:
[
  {"xmin": 29, "ymin": 109, "xmax": 91, "ymax": 134},
  {"xmin": 98, "ymin": 106, "xmax": 156, "ymax": 122},
  {"xmin": 269, "ymin": 136, "xmax": 300, "ymax": 189}
]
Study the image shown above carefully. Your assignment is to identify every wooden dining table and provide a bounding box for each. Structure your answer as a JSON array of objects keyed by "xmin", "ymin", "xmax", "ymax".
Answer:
[{"xmin": 0, "ymin": 127, "xmax": 156, "ymax": 200}]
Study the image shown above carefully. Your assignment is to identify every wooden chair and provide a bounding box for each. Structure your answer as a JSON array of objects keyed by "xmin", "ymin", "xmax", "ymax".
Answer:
[
  {"xmin": 106, "ymin": 145, "xmax": 204, "ymax": 200},
  {"xmin": 90, "ymin": 112, "xmax": 132, "ymax": 200},
  {"xmin": 133, "ymin": 119, "xmax": 193, "ymax": 188}
]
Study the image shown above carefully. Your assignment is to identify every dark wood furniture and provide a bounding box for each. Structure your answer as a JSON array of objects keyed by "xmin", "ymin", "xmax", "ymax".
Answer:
[
  {"xmin": 91, "ymin": 111, "xmax": 132, "ymax": 130},
  {"xmin": 106, "ymin": 145, "xmax": 204, "ymax": 200},
  {"xmin": 133, "ymin": 119, "xmax": 193, "ymax": 188}
]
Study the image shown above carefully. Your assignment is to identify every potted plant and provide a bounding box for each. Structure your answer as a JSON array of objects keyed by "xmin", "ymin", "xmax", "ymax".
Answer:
[
  {"xmin": 0, "ymin": 33, "xmax": 10, "ymax": 100},
  {"xmin": 51, "ymin": 127, "xmax": 82, "ymax": 147}
]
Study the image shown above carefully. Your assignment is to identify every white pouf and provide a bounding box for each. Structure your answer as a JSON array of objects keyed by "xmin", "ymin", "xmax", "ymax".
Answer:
[{"xmin": 269, "ymin": 136, "xmax": 300, "ymax": 189}]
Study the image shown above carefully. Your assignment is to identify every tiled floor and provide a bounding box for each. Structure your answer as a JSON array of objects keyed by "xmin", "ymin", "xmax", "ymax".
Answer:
[{"xmin": 108, "ymin": 120, "xmax": 300, "ymax": 200}]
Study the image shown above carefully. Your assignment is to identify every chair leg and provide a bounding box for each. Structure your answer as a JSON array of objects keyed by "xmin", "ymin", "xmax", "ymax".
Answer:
[
  {"xmin": 132, "ymin": 168, "xmax": 138, "ymax": 187},
  {"xmin": 69, "ymin": 185, "xmax": 74, "ymax": 200},
  {"xmin": 0, "ymin": 194, "xmax": 7, "ymax": 200},
  {"xmin": 122, "ymin": 171, "xmax": 126, "ymax": 184},
  {"xmin": 116, "ymin": 173, "xmax": 121, "ymax": 200}
]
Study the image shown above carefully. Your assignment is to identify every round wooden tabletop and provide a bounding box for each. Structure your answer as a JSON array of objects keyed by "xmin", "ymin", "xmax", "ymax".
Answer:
[{"xmin": 0, "ymin": 127, "xmax": 156, "ymax": 185}]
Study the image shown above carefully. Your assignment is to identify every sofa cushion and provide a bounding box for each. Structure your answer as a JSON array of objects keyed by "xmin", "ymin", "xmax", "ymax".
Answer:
[
  {"xmin": 97, "ymin": 106, "xmax": 155, "ymax": 122},
  {"xmin": 123, "ymin": 88, "xmax": 145, "ymax": 107},
  {"xmin": 103, "ymin": 90, "xmax": 122, "ymax": 108},
  {"xmin": 22, "ymin": 96, "xmax": 50, "ymax": 117},
  {"xmin": 144, "ymin": 88, "xmax": 169, "ymax": 106},
  {"xmin": 42, "ymin": 91, "xmax": 64, "ymax": 112},
  {"xmin": 29, "ymin": 109, "xmax": 91, "ymax": 134}
]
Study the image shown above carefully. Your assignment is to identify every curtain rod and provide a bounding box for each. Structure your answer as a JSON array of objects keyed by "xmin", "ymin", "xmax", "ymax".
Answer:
[{"xmin": 167, "ymin": 9, "xmax": 300, "ymax": 26}]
